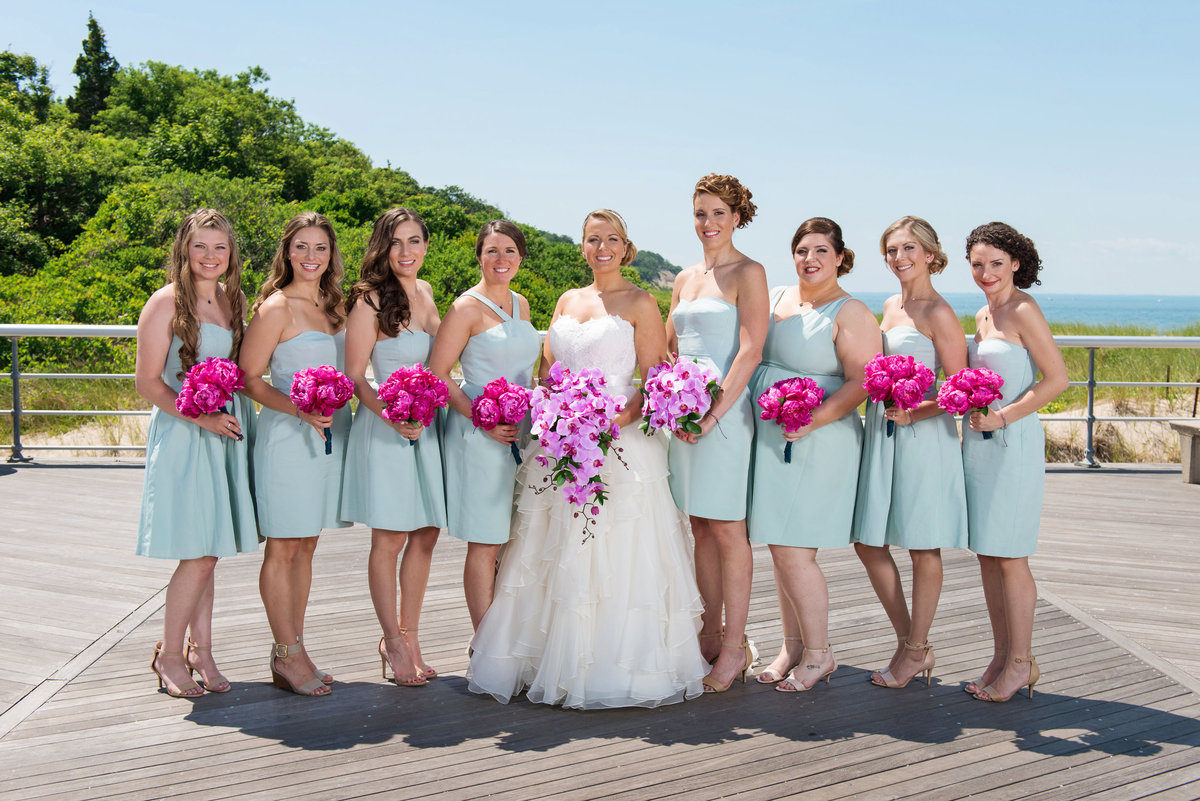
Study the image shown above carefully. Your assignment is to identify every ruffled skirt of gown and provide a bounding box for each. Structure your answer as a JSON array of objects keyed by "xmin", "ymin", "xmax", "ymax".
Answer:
[{"xmin": 467, "ymin": 429, "xmax": 708, "ymax": 709}]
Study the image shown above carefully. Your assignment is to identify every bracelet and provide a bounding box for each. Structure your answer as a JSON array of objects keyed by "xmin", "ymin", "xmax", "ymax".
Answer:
[{"xmin": 998, "ymin": 410, "xmax": 1008, "ymax": 428}]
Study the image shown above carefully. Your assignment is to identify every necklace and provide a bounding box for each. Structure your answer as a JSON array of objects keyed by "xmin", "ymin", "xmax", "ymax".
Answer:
[{"xmin": 899, "ymin": 296, "xmax": 935, "ymax": 309}]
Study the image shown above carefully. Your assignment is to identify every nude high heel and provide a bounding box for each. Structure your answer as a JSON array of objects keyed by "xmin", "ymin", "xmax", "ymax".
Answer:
[
  {"xmin": 702, "ymin": 641, "xmax": 754, "ymax": 693},
  {"xmin": 380, "ymin": 635, "xmax": 427, "ymax": 688},
  {"xmin": 776, "ymin": 645, "xmax": 837, "ymax": 693},
  {"xmin": 871, "ymin": 640, "xmax": 935, "ymax": 689},
  {"xmin": 185, "ymin": 639, "xmax": 231, "ymax": 693},
  {"xmin": 974, "ymin": 655, "xmax": 1040, "ymax": 703},
  {"xmin": 151, "ymin": 642, "xmax": 204, "ymax": 698},
  {"xmin": 399, "ymin": 627, "xmax": 436, "ymax": 679},
  {"xmin": 756, "ymin": 636, "xmax": 803, "ymax": 684}
]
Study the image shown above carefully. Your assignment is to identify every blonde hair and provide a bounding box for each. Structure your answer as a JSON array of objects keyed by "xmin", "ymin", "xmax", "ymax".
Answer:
[
  {"xmin": 879, "ymin": 215, "xmax": 949, "ymax": 274},
  {"xmin": 582, "ymin": 209, "xmax": 638, "ymax": 266},
  {"xmin": 254, "ymin": 212, "xmax": 347, "ymax": 328},
  {"xmin": 166, "ymin": 208, "xmax": 245, "ymax": 379}
]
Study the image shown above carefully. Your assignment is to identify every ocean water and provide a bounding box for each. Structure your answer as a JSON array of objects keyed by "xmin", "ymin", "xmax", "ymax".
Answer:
[{"xmin": 854, "ymin": 292, "xmax": 1200, "ymax": 332}]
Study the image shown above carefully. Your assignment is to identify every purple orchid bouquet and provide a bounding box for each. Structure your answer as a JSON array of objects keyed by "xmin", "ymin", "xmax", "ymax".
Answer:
[
  {"xmin": 862, "ymin": 353, "xmax": 937, "ymax": 437},
  {"xmin": 290, "ymin": 365, "xmax": 354, "ymax": 454},
  {"xmin": 471, "ymin": 377, "xmax": 532, "ymax": 464},
  {"xmin": 176, "ymin": 357, "xmax": 246, "ymax": 439},
  {"xmin": 530, "ymin": 362, "xmax": 627, "ymax": 543},
  {"xmin": 937, "ymin": 367, "xmax": 1005, "ymax": 440},
  {"xmin": 638, "ymin": 356, "xmax": 721, "ymax": 436},
  {"xmin": 377, "ymin": 362, "xmax": 449, "ymax": 446},
  {"xmin": 757, "ymin": 376, "xmax": 825, "ymax": 463}
]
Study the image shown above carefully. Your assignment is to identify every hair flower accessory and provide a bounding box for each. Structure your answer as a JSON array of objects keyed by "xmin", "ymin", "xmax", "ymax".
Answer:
[{"xmin": 290, "ymin": 365, "xmax": 354, "ymax": 454}]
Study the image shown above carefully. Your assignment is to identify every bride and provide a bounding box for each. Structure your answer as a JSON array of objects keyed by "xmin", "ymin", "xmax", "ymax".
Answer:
[{"xmin": 467, "ymin": 209, "xmax": 708, "ymax": 709}]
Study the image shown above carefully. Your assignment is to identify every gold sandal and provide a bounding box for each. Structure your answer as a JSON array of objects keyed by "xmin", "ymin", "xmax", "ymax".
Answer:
[
  {"xmin": 269, "ymin": 640, "xmax": 330, "ymax": 696},
  {"xmin": 152, "ymin": 642, "xmax": 204, "ymax": 698},
  {"xmin": 185, "ymin": 639, "xmax": 231, "ymax": 693}
]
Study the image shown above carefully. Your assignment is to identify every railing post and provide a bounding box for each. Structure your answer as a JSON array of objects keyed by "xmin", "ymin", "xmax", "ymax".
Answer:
[
  {"xmin": 8, "ymin": 336, "xmax": 31, "ymax": 463},
  {"xmin": 1079, "ymin": 347, "xmax": 1101, "ymax": 468}
]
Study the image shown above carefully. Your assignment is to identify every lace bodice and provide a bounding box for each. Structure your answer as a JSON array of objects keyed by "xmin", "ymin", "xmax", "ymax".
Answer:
[{"xmin": 547, "ymin": 315, "xmax": 637, "ymax": 397}]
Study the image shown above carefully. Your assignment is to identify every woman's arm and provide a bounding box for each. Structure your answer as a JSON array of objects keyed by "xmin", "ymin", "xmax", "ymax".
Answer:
[
  {"xmin": 664, "ymin": 269, "xmax": 687, "ymax": 355},
  {"xmin": 239, "ymin": 297, "xmax": 330, "ymax": 434},
  {"xmin": 969, "ymin": 297, "xmax": 1068, "ymax": 432},
  {"xmin": 785, "ymin": 299, "xmax": 880, "ymax": 442},
  {"xmin": 135, "ymin": 288, "xmax": 241, "ymax": 439}
]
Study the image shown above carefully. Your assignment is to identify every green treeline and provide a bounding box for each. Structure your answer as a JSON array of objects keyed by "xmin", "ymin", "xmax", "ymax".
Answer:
[{"xmin": 0, "ymin": 18, "xmax": 678, "ymax": 372}]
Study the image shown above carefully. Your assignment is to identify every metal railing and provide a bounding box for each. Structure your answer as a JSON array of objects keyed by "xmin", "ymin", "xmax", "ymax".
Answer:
[{"xmin": 3, "ymin": 324, "xmax": 1199, "ymax": 465}]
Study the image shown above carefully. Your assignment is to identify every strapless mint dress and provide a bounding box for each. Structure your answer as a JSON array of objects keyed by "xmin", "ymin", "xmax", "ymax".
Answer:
[
  {"xmin": 667, "ymin": 296, "xmax": 755, "ymax": 520},
  {"xmin": 442, "ymin": 291, "xmax": 540, "ymax": 544},
  {"xmin": 254, "ymin": 330, "xmax": 351, "ymax": 538},
  {"xmin": 340, "ymin": 330, "xmax": 447, "ymax": 531},
  {"xmin": 851, "ymin": 326, "xmax": 968, "ymax": 549},
  {"xmin": 962, "ymin": 338, "xmax": 1044, "ymax": 557},
  {"xmin": 137, "ymin": 323, "xmax": 259, "ymax": 558}
]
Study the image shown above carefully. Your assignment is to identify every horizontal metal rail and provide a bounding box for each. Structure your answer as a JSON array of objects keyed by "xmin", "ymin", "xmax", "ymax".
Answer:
[{"xmin": 3, "ymin": 324, "xmax": 1198, "ymax": 463}]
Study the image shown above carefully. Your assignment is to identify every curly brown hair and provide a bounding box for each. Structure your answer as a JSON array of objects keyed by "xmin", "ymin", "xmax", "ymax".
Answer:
[
  {"xmin": 166, "ymin": 208, "xmax": 246, "ymax": 380},
  {"xmin": 880, "ymin": 216, "xmax": 949, "ymax": 274},
  {"xmin": 693, "ymin": 173, "xmax": 756, "ymax": 228},
  {"xmin": 965, "ymin": 222, "xmax": 1042, "ymax": 288},
  {"xmin": 253, "ymin": 212, "xmax": 347, "ymax": 327},
  {"xmin": 791, "ymin": 217, "xmax": 855, "ymax": 276},
  {"xmin": 347, "ymin": 208, "xmax": 429, "ymax": 337}
]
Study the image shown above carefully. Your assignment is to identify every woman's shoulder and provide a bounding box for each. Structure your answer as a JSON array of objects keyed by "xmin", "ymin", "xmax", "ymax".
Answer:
[{"xmin": 138, "ymin": 284, "xmax": 176, "ymax": 328}]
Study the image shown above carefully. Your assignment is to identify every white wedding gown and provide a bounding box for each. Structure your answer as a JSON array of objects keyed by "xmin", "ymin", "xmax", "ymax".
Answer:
[{"xmin": 467, "ymin": 314, "xmax": 708, "ymax": 709}]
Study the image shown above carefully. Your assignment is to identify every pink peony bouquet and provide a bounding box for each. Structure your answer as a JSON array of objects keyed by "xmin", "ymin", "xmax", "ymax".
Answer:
[
  {"xmin": 937, "ymin": 367, "xmax": 1005, "ymax": 440},
  {"xmin": 176, "ymin": 357, "xmax": 246, "ymax": 439},
  {"xmin": 638, "ymin": 356, "xmax": 721, "ymax": 436},
  {"xmin": 377, "ymin": 363, "xmax": 450, "ymax": 446},
  {"xmin": 471, "ymin": 377, "xmax": 532, "ymax": 464},
  {"xmin": 862, "ymin": 353, "xmax": 937, "ymax": 437},
  {"xmin": 290, "ymin": 365, "xmax": 354, "ymax": 454},
  {"xmin": 530, "ymin": 362, "xmax": 627, "ymax": 543},
  {"xmin": 757, "ymin": 376, "xmax": 825, "ymax": 463}
]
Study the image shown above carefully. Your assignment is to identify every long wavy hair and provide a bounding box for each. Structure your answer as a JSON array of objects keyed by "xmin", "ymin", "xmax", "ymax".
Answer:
[
  {"xmin": 347, "ymin": 208, "xmax": 429, "ymax": 337},
  {"xmin": 253, "ymin": 212, "xmax": 347, "ymax": 328},
  {"xmin": 167, "ymin": 208, "xmax": 245, "ymax": 380}
]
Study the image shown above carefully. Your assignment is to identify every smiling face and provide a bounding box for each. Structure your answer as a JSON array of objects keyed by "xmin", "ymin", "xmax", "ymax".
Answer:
[
  {"xmin": 793, "ymin": 233, "xmax": 843, "ymax": 286},
  {"xmin": 288, "ymin": 225, "xmax": 331, "ymax": 283},
  {"xmin": 387, "ymin": 219, "xmax": 428, "ymax": 280},
  {"xmin": 884, "ymin": 227, "xmax": 935, "ymax": 283},
  {"xmin": 187, "ymin": 227, "xmax": 231, "ymax": 281},
  {"xmin": 969, "ymin": 243, "xmax": 1019, "ymax": 296},
  {"xmin": 693, "ymin": 192, "xmax": 739, "ymax": 249},
  {"xmin": 478, "ymin": 232, "xmax": 522, "ymax": 284},
  {"xmin": 581, "ymin": 217, "xmax": 627, "ymax": 273}
]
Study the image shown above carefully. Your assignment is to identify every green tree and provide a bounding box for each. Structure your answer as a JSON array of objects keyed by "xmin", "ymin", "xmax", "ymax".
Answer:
[
  {"xmin": 0, "ymin": 52, "xmax": 52, "ymax": 122},
  {"xmin": 67, "ymin": 14, "xmax": 119, "ymax": 130}
]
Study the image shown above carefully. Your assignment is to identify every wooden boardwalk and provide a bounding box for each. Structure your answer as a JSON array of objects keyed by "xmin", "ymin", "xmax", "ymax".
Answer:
[{"xmin": 0, "ymin": 460, "xmax": 1198, "ymax": 800}]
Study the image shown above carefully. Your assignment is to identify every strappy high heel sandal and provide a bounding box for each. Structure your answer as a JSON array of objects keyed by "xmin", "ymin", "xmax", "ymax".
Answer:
[
  {"xmin": 756, "ymin": 636, "xmax": 803, "ymax": 684},
  {"xmin": 297, "ymin": 634, "xmax": 333, "ymax": 685},
  {"xmin": 379, "ymin": 635, "xmax": 427, "ymax": 688},
  {"xmin": 185, "ymin": 639, "xmax": 231, "ymax": 693},
  {"xmin": 151, "ymin": 642, "xmax": 204, "ymax": 698},
  {"xmin": 974, "ymin": 655, "xmax": 1040, "ymax": 702},
  {"xmin": 699, "ymin": 630, "xmax": 724, "ymax": 665},
  {"xmin": 269, "ymin": 640, "xmax": 330, "ymax": 696},
  {"xmin": 702, "ymin": 640, "xmax": 754, "ymax": 693},
  {"xmin": 776, "ymin": 645, "xmax": 837, "ymax": 693},
  {"xmin": 871, "ymin": 640, "xmax": 935, "ymax": 689},
  {"xmin": 965, "ymin": 650, "xmax": 1006, "ymax": 695},
  {"xmin": 399, "ymin": 627, "xmax": 436, "ymax": 679}
]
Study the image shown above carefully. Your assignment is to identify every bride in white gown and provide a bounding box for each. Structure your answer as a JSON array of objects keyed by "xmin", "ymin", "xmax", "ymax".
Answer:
[{"xmin": 468, "ymin": 210, "xmax": 708, "ymax": 709}]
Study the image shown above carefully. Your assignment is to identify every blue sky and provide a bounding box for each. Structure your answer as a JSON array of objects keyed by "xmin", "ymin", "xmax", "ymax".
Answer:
[{"xmin": 5, "ymin": 1, "xmax": 1199, "ymax": 296}]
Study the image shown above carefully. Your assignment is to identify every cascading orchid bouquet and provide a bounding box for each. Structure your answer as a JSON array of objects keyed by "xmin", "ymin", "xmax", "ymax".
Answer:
[
  {"xmin": 757, "ymin": 376, "xmax": 825, "ymax": 463},
  {"xmin": 529, "ymin": 362, "xmax": 627, "ymax": 543},
  {"xmin": 862, "ymin": 353, "xmax": 937, "ymax": 437},
  {"xmin": 290, "ymin": 365, "xmax": 354, "ymax": 454},
  {"xmin": 377, "ymin": 362, "xmax": 450, "ymax": 446},
  {"xmin": 175, "ymin": 357, "xmax": 246, "ymax": 439},
  {"xmin": 638, "ymin": 356, "xmax": 720, "ymax": 436},
  {"xmin": 471, "ymin": 377, "xmax": 532, "ymax": 464},
  {"xmin": 936, "ymin": 367, "xmax": 1005, "ymax": 440}
]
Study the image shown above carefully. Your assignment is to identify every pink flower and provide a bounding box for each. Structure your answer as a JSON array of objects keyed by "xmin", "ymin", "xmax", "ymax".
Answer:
[
  {"xmin": 639, "ymin": 356, "xmax": 720, "ymax": 435},
  {"xmin": 758, "ymin": 376, "xmax": 824, "ymax": 434},
  {"xmin": 291, "ymin": 366, "xmax": 354, "ymax": 416},
  {"xmin": 175, "ymin": 357, "xmax": 245, "ymax": 418},
  {"xmin": 472, "ymin": 396, "xmax": 501, "ymax": 429}
]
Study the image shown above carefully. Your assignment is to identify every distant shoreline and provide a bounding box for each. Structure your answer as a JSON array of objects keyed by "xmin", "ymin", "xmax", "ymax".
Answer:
[{"xmin": 854, "ymin": 292, "xmax": 1200, "ymax": 332}]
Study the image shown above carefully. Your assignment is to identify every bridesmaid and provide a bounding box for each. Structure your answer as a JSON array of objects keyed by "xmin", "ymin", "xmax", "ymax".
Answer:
[
  {"xmin": 429, "ymin": 220, "xmax": 540, "ymax": 630},
  {"xmin": 240, "ymin": 212, "xmax": 351, "ymax": 697},
  {"xmin": 135, "ymin": 208, "xmax": 257, "ymax": 697},
  {"xmin": 341, "ymin": 208, "xmax": 446, "ymax": 688},
  {"xmin": 748, "ymin": 217, "xmax": 880, "ymax": 693},
  {"xmin": 851, "ymin": 216, "xmax": 968, "ymax": 689},
  {"xmin": 666, "ymin": 173, "xmax": 768, "ymax": 692},
  {"xmin": 961, "ymin": 222, "xmax": 1067, "ymax": 702}
]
